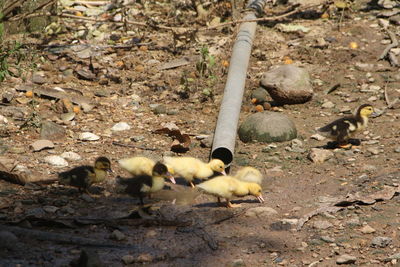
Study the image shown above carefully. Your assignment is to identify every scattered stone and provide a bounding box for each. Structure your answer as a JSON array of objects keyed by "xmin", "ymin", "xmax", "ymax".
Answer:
[
  {"xmin": 313, "ymin": 220, "xmax": 333, "ymax": 230},
  {"xmin": 0, "ymin": 115, "xmax": 8, "ymax": 124},
  {"xmin": 44, "ymin": 155, "xmax": 68, "ymax": 167},
  {"xmin": 360, "ymin": 225, "xmax": 376, "ymax": 234},
  {"xmin": 79, "ymin": 132, "xmax": 100, "ymax": 141},
  {"xmin": 61, "ymin": 151, "xmax": 82, "ymax": 161},
  {"xmin": 280, "ymin": 218, "xmax": 298, "ymax": 225},
  {"xmin": 152, "ymin": 104, "xmax": 167, "ymax": 115},
  {"xmin": 346, "ymin": 217, "xmax": 361, "ymax": 226},
  {"xmin": 25, "ymin": 207, "xmax": 46, "ymax": 217},
  {"xmin": 32, "ymin": 72, "xmax": 47, "ymax": 84},
  {"xmin": 200, "ymin": 134, "xmax": 213, "ymax": 148},
  {"xmin": 385, "ymin": 253, "xmax": 400, "ymax": 262},
  {"xmin": 320, "ymin": 236, "xmax": 335, "ymax": 243},
  {"xmin": 122, "ymin": 255, "xmax": 135, "ymax": 265},
  {"xmin": 361, "ymin": 164, "xmax": 377, "ymax": 172},
  {"xmin": 245, "ymin": 207, "xmax": 278, "ymax": 218},
  {"xmin": 260, "ymin": 65, "xmax": 313, "ymax": 104},
  {"xmin": 395, "ymin": 147, "xmax": 400, "ymax": 153},
  {"xmin": 30, "ymin": 139, "xmax": 55, "ymax": 152},
  {"xmin": 60, "ymin": 112, "xmax": 75, "ymax": 122},
  {"xmin": 355, "ymin": 62, "xmax": 374, "ymax": 72},
  {"xmin": 40, "ymin": 121, "xmax": 66, "ymax": 140},
  {"xmin": 43, "ymin": 206, "xmax": 59, "ymax": 213},
  {"xmin": 94, "ymin": 89, "xmax": 110, "ymax": 97},
  {"xmin": 275, "ymin": 23, "xmax": 310, "ymax": 33},
  {"xmin": 251, "ymin": 87, "xmax": 269, "ymax": 103},
  {"xmin": 111, "ymin": 122, "xmax": 131, "ymax": 132},
  {"xmin": 131, "ymin": 135, "xmax": 145, "ymax": 142},
  {"xmin": 110, "ymin": 230, "xmax": 126, "ymax": 241},
  {"xmin": 371, "ymin": 236, "xmax": 392, "ymax": 248},
  {"xmin": 321, "ymin": 101, "xmax": 335, "ymax": 109},
  {"xmin": 0, "ymin": 231, "xmax": 19, "ymax": 250},
  {"xmin": 336, "ymin": 254, "xmax": 356, "ymax": 265},
  {"xmin": 229, "ymin": 258, "xmax": 246, "ymax": 267},
  {"xmin": 81, "ymin": 194, "xmax": 94, "ymax": 202},
  {"xmin": 310, "ymin": 133, "xmax": 326, "ymax": 141},
  {"xmin": 308, "ymin": 148, "xmax": 334, "ymax": 163},
  {"xmin": 367, "ymin": 147, "xmax": 380, "ymax": 155},
  {"xmin": 137, "ymin": 253, "xmax": 153, "ymax": 263},
  {"xmin": 75, "ymin": 69, "xmax": 96, "ymax": 81},
  {"xmin": 238, "ymin": 112, "xmax": 297, "ymax": 143}
]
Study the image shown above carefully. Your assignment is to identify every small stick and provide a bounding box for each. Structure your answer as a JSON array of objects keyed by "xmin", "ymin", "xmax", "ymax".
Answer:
[
  {"xmin": 112, "ymin": 141, "xmax": 158, "ymax": 151},
  {"xmin": 378, "ymin": 29, "xmax": 398, "ymax": 60},
  {"xmin": 201, "ymin": 3, "xmax": 321, "ymax": 31},
  {"xmin": 325, "ymin": 83, "xmax": 341, "ymax": 94}
]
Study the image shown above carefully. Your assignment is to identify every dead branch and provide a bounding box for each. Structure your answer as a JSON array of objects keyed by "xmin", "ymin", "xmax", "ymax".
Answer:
[
  {"xmin": 384, "ymin": 82, "xmax": 400, "ymax": 109},
  {"xmin": 201, "ymin": 3, "xmax": 322, "ymax": 31},
  {"xmin": 4, "ymin": 0, "xmax": 55, "ymax": 22},
  {"xmin": 112, "ymin": 141, "xmax": 158, "ymax": 151},
  {"xmin": 378, "ymin": 29, "xmax": 398, "ymax": 60},
  {"xmin": 0, "ymin": 224, "xmax": 136, "ymax": 249}
]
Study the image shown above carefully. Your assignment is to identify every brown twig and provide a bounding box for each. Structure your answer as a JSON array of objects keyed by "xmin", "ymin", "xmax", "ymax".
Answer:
[
  {"xmin": 6, "ymin": 0, "xmax": 55, "ymax": 22},
  {"xmin": 112, "ymin": 141, "xmax": 158, "ymax": 151},
  {"xmin": 384, "ymin": 82, "xmax": 400, "ymax": 109},
  {"xmin": 200, "ymin": 3, "xmax": 322, "ymax": 31}
]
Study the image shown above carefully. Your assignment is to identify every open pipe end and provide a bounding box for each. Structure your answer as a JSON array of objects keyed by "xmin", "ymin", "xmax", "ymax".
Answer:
[{"xmin": 211, "ymin": 147, "xmax": 233, "ymax": 167}]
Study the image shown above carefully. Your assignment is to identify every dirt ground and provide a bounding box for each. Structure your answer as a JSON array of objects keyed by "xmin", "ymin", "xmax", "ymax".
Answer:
[{"xmin": 1, "ymin": 0, "xmax": 400, "ymax": 266}]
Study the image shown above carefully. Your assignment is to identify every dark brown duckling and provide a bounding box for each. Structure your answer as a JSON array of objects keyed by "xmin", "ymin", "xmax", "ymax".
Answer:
[
  {"xmin": 117, "ymin": 161, "xmax": 174, "ymax": 205},
  {"xmin": 318, "ymin": 104, "xmax": 376, "ymax": 148},
  {"xmin": 58, "ymin": 157, "xmax": 112, "ymax": 193}
]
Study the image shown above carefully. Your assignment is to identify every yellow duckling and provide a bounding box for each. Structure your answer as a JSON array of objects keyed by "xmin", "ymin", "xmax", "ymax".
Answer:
[
  {"xmin": 318, "ymin": 104, "xmax": 376, "ymax": 148},
  {"xmin": 118, "ymin": 156, "xmax": 175, "ymax": 178},
  {"xmin": 197, "ymin": 175, "xmax": 265, "ymax": 208},
  {"xmin": 234, "ymin": 166, "xmax": 263, "ymax": 185},
  {"xmin": 163, "ymin": 157, "xmax": 226, "ymax": 188},
  {"xmin": 117, "ymin": 162, "xmax": 175, "ymax": 205},
  {"xmin": 58, "ymin": 157, "xmax": 112, "ymax": 193}
]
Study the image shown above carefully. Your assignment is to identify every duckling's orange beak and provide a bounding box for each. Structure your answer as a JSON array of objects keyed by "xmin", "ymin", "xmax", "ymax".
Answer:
[
  {"xmin": 221, "ymin": 170, "xmax": 227, "ymax": 175},
  {"xmin": 257, "ymin": 194, "xmax": 265, "ymax": 203},
  {"xmin": 166, "ymin": 172, "xmax": 176, "ymax": 184},
  {"xmin": 107, "ymin": 168, "xmax": 114, "ymax": 173}
]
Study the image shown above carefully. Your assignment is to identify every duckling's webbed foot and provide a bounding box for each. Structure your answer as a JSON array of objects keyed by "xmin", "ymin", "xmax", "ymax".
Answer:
[
  {"xmin": 226, "ymin": 201, "xmax": 241, "ymax": 208},
  {"xmin": 338, "ymin": 143, "xmax": 352, "ymax": 149}
]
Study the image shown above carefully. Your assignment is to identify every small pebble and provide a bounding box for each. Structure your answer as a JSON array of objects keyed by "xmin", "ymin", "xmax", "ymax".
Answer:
[
  {"xmin": 79, "ymin": 132, "xmax": 100, "ymax": 141},
  {"xmin": 44, "ymin": 155, "xmax": 68, "ymax": 167},
  {"xmin": 111, "ymin": 122, "xmax": 131, "ymax": 132},
  {"xmin": 60, "ymin": 151, "xmax": 82, "ymax": 161},
  {"xmin": 336, "ymin": 254, "xmax": 356, "ymax": 265}
]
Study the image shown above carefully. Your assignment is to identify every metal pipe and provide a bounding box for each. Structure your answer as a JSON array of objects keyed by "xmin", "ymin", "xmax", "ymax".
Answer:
[{"xmin": 211, "ymin": 0, "xmax": 267, "ymax": 167}]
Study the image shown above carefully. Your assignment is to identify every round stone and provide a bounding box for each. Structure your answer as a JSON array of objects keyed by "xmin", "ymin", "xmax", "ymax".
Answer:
[{"xmin": 238, "ymin": 112, "xmax": 297, "ymax": 143}]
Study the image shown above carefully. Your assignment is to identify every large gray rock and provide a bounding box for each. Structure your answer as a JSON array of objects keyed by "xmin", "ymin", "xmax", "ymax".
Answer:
[
  {"xmin": 260, "ymin": 65, "xmax": 313, "ymax": 104},
  {"xmin": 40, "ymin": 121, "xmax": 66, "ymax": 140},
  {"xmin": 238, "ymin": 112, "xmax": 297, "ymax": 143}
]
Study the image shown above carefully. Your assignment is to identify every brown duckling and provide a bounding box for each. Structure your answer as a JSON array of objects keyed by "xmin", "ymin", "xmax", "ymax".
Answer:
[
  {"xmin": 318, "ymin": 104, "xmax": 376, "ymax": 148},
  {"xmin": 58, "ymin": 157, "xmax": 112, "ymax": 193},
  {"xmin": 117, "ymin": 161, "xmax": 175, "ymax": 205}
]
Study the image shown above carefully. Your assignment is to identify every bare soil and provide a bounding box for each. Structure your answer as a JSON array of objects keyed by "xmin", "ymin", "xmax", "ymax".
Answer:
[{"xmin": 1, "ymin": 1, "xmax": 400, "ymax": 266}]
